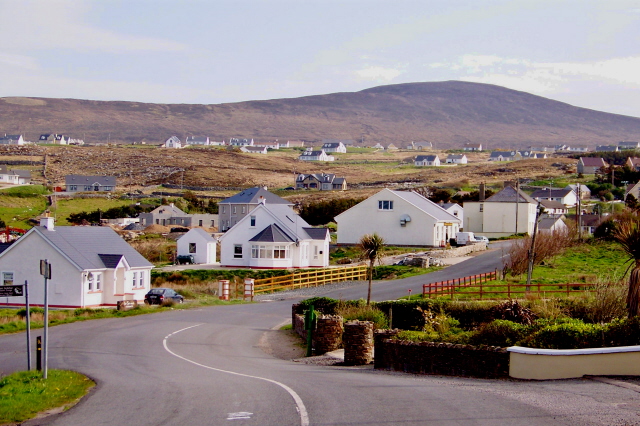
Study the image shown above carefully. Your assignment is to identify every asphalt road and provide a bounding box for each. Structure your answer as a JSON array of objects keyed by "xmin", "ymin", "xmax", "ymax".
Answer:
[{"xmin": 2, "ymin": 244, "xmax": 640, "ymax": 425}]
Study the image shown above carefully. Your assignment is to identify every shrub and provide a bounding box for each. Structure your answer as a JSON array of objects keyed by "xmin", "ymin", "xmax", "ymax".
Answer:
[
  {"xmin": 528, "ymin": 298, "xmax": 567, "ymax": 320},
  {"xmin": 604, "ymin": 317, "xmax": 640, "ymax": 346},
  {"xmin": 337, "ymin": 304, "xmax": 389, "ymax": 329},
  {"xmin": 518, "ymin": 318, "xmax": 604, "ymax": 349},
  {"xmin": 16, "ymin": 307, "xmax": 44, "ymax": 318},
  {"xmin": 504, "ymin": 229, "xmax": 575, "ymax": 276},
  {"xmin": 490, "ymin": 300, "xmax": 537, "ymax": 325},
  {"xmin": 296, "ymin": 297, "xmax": 342, "ymax": 315},
  {"xmin": 470, "ymin": 320, "xmax": 526, "ymax": 347}
]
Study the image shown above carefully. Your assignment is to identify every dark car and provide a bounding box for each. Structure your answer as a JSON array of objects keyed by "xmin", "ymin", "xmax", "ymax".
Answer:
[
  {"xmin": 144, "ymin": 288, "xmax": 184, "ymax": 305},
  {"xmin": 175, "ymin": 255, "xmax": 194, "ymax": 265}
]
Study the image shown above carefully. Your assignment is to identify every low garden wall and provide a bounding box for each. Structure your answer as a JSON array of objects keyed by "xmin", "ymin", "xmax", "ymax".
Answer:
[
  {"xmin": 374, "ymin": 330, "xmax": 509, "ymax": 378},
  {"xmin": 431, "ymin": 243, "xmax": 486, "ymax": 259}
]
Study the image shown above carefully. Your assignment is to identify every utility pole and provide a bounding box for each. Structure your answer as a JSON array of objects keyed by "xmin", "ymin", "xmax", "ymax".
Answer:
[
  {"xmin": 515, "ymin": 179, "xmax": 519, "ymax": 234},
  {"xmin": 526, "ymin": 203, "xmax": 544, "ymax": 291},
  {"xmin": 577, "ymin": 184, "xmax": 582, "ymax": 239}
]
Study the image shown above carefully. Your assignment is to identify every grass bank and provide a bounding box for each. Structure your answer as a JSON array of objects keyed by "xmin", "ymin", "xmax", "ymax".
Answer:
[
  {"xmin": 0, "ymin": 185, "xmax": 49, "ymax": 229},
  {"xmin": 0, "ymin": 369, "xmax": 94, "ymax": 425}
]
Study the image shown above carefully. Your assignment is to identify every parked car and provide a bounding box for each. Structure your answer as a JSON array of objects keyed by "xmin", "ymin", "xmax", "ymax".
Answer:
[
  {"xmin": 175, "ymin": 255, "xmax": 195, "ymax": 264},
  {"xmin": 455, "ymin": 231, "xmax": 476, "ymax": 246},
  {"xmin": 475, "ymin": 235, "xmax": 489, "ymax": 247},
  {"xmin": 144, "ymin": 288, "xmax": 184, "ymax": 305}
]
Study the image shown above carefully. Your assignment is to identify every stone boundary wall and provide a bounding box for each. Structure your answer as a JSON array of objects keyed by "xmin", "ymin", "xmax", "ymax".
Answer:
[
  {"xmin": 292, "ymin": 304, "xmax": 343, "ymax": 354},
  {"xmin": 430, "ymin": 243, "xmax": 486, "ymax": 259},
  {"xmin": 344, "ymin": 321, "xmax": 374, "ymax": 365},
  {"xmin": 374, "ymin": 330, "xmax": 509, "ymax": 378}
]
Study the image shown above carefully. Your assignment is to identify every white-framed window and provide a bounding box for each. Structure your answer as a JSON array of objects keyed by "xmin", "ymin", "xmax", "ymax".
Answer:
[
  {"xmin": 378, "ymin": 200, "xmax": 394, "ymax": 210},
  {"xmin": 189, "ymin": 243, "xmax": 196, "ymax": 253},
  {"xmin": 314, "ymin": 245, "xmax": 318, "ymax": 259},
  {"xmin": 69, "ymin": 185, "xmax": 77, "ymax": 191},
  {"xmin": 137, "ymin": 272, "xmax": 144, "ymax": 288},
  {"xmin": 479, "ymin": 204, "xmax": 484, "ymax": 212},
  {"xmin": 2, "ymin": 271, "xmax": 14, "ymax": 286},
  {"xmin": 242, "ymin": 206, "xmax": 246, "ymax": 214},
  {"xmin": 87, "ymin": 272, "xmax": 101, "ymax": 291},
  {"xmin": 233, "ymin": 245, "xmax": 243, "ymax": 258},
  {"xmin": 222, "ymin": 206, "xmax": 226, "ymax": 214},
  {"xmin": 95, "ymin": 273, "xmax": 102, "ymax": 290},
  {"xmin": 132, "ymin": 271, "xmax": 138, "ymax": 287},
  {"xmin": 251, "ymin": 245, "xmax": 289, "ymax": 259},
  {"xmin": 233, "ymin": 206, "xmax": 237, "ymax": 214},
  {"xmin": 250, "ymin": 216, "xmax": 256, "ymax": 226}
]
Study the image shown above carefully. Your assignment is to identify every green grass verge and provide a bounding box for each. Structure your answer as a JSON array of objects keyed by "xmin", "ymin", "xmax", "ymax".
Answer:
[
  {"xmin": 0, "ymin": 185, "xmax": 50, "ymax": 229},
  {"xmin": 52, "ymin": 197, "xmax": 158, "ymax": 225},
  {"xmin": 0, "ymin": 369, "xmax": 94, "ymax": 424}
]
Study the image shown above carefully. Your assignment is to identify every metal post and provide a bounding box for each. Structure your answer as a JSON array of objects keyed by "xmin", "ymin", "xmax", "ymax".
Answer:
[
  {"xmin": 43, "ymin": 268, "xmax": 48, "ymax": 379},
  {"xmin": 526, "ymin": 204, "xmax": 544, "ymax": 291},
  {"xmin": 36, "ymin": 336, "xmax": 42, "ymax": 371},
  {"xmin": 25, "ymin": 280, "xmax": 31, "ymax": 371}
]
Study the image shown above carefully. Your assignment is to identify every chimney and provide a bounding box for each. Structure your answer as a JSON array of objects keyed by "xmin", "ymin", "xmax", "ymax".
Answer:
[
  {"xmin": 259, "ymin": 196, "xmax": 266, "ymax": 205},
  {"xmin": 40, "ymin": 212, "xmax": 55, "ymax": 231},
  {"xmin": 479, "ymin": 183, "xmax": 486, "ymax": 202}
]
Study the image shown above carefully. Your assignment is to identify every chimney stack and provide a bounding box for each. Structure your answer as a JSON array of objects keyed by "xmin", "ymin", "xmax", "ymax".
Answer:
[
  {"xmin": 40, "ymin": 211, "xmax": 55, "ymax": 231},
  {"xmin": 479, "ymin": 183, "xmax": 486, "ymax": 202}
]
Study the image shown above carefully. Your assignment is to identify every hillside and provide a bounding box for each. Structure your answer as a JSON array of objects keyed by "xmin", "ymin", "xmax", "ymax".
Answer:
[{"xmin": 2, "ymin": 81, "xmax": 640, "ymax": 148}]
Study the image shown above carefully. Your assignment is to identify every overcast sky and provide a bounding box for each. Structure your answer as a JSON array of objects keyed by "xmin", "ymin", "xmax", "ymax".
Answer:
[{"xmin": 1, "ymin": 0, "xmax": 640, "ymax": 117}]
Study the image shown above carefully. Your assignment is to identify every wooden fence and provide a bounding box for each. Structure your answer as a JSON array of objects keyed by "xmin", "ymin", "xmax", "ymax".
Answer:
[
  {"xmin": 253, "ymin": 265, "xmax": 368, "ymax": 294},
  {"xmin": 423, "ymin": 271, "xmax": 596, "ymax": 299}
]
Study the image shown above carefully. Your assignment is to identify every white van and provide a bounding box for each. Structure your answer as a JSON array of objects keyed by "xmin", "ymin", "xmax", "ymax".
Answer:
[{"xmin": 455, "ymin": 232, "xmax": 476, "ymax": 245}]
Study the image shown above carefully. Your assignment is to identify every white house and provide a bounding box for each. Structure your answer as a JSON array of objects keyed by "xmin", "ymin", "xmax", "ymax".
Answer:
[
  {"xmin": 219, "ymin": 203, "xmax": 330, "ymax": 269},
  {"xmin": 335, "ymin": 189, "xmax": 461, "ymax": 247},
  {"xmin": 185, "ymin": 136, "xmax": 210, "ymax": 146},
  {"xmin": 321, "ymin": 141, "xmax": 347, "ymax": 153},
  {"xmin": 177, "ymin": 228, "xmax": 217, "ymax": 264},
  {"xmin": 0, "ymin": 165, "xmax": 31, "ymax": 184},
  {"xmin": 229, "ymin": 138, "xmax": 254, "ymax": 146},
  {"xmin": 298, "ymin": 149, "xmax": 335, "ymax": 162},
  {"xmin": 446, "ymin": 154, "xmax": 467, "ymax": 164},
  {"xmin": 240, "ymin": 146, "xmax": 268, "ymax": 154},
  {"xmin": 440, "ymin": 202, "xmax": 464, "ymax": 226},
  {"xmin": 162, "ymin": 136, "xmax": 183, "ymax": 149},
  {"xmin": 489, "ymin": 151, "xmax": 522, "ymax": 161},
  {"xmin": 538, "ymin": 216, "xmax": 568, "ymax": 234},
  {"xmin": 463, "ymin": 186, "xmax": 538, "ymax": 238},
  {"xmin": 0, "ymin": 134, "xmax": 25, "ymax": 145},
  {"xmin": 463, "ymin": 143, "xmax": 483, "ymax": 151},
  {"xmin": 0, "ymin": 218, "xmax": 153, "ymax": 308},
  {"xmin": 414, "ymin": 155, "xmax": 440, "ymax": 167},
  {"xmin": 530, "ymin": 188, "xmax": 578, "ymax": 208},
  {"xmin": 577, "ymin": 157, "xmax": 608, "ymax": 174},
  {"xmin": 539, "ymin": 200, "xmax": 568, "ymax": 215}
]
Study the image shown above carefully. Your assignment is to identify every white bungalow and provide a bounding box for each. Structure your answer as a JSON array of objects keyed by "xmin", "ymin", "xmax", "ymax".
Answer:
[
  {"xmin": 219, "ymin": 203, "xmax": 330, "ymax": 269},
  {"xmin": 298, "ymin": 149, "xmax": 335, "ymax": 162},
  {"xmin": 446, "ymin": 154, "xmax": 468, "ymax": 164},
  {"xmin": 335, "ymin": 189, "xmax": 461, "ymax": 247},
  {"xmin": 414, "ymin": 155, "xmax": 440, "ymax": 167},
  {"xmin": 162, "ymin": 136, "xmax": 183, "ymax": 148},
  {"xmin": 176, "ymin": 228, "xmax": 217, "ymax": 264}
]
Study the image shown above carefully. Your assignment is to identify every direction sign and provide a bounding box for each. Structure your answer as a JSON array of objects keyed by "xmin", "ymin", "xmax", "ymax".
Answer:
[{"xmin": 0, "ymin": 285, "xmax": 24, "ymax": 297}]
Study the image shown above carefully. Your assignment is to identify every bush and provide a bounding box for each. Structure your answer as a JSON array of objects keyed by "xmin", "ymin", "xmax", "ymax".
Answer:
[
  {"xmin": 470, "ymin": 320, "xmax": 526, "ymax": 347},
  {"xmin": 518, "ymin": 318, "xmax": 605, "ymax": 349},
  {"xmin": 490, "ymin": 300, "xmax": 537, "ymax": 325},
  {"xmin": 604, "ymin": 317, "xmax": 640, "ymax": 346},
  {"xmin": 16, "ymin": 307, "xmax": 44, "ymax": 318},
  {"xmin": 337, "ymin": 304, "xmax": 389, "ymax": 329}
]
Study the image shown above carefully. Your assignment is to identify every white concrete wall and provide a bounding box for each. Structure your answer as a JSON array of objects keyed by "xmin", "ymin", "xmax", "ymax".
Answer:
[
  {"xmin": 177, "ymin": 230, "xmax": 217, "ymax": 264},
  {"xmin": 464, "ymin": 202, "xmax": 536, "ymax": 237}
]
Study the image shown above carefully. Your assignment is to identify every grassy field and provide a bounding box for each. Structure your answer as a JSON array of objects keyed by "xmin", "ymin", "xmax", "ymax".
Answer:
[
  {"xmin": 0, "ymin": 370, "xmax": 94, "ymax": 424},
  {"xmin": 52, "ymin": 197, "xmax": 158, "ymax": 225},
  {"xmin": 0, "ymin": 185, "xmax": 49, "ymax": 229}
]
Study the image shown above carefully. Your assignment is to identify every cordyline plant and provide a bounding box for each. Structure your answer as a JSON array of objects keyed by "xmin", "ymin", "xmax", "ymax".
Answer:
[
  {"xmin": 612, "ymin": 213, "xmax": 640, "ymax": 318},
  {"xmin": 358, "ymin": 233, "xmax": 386, "ymax": 306}
]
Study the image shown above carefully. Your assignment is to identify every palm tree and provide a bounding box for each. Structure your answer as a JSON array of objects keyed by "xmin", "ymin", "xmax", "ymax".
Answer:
[
  {"xmin": 358, "ymin": 233, "xmax": 386, "ymax": 306},
  {"xmin": 612, "ymin": 213, "xmax": 640, "ymax": 318}
]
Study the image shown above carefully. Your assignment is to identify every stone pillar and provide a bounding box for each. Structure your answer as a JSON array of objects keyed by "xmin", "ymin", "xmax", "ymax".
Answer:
[
  {"xmin": 313, "ymin": 315, "xmax": 344, "ymax": 354},
  {"xmin": 373, "ymin": 329, "xmax": 399, "ymax": 369},
  {"xmin": 343, "ymin": 320, "xmax": 374, "ymax": 365}
]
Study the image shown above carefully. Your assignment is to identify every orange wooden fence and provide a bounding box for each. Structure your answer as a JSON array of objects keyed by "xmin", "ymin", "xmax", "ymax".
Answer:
[{"xmin": 253, "ymin": 265, "xmax": 367, "ymax": 294}]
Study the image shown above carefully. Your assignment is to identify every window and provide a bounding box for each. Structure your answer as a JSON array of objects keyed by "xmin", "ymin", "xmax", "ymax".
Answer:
[
  {"xmin": 222, "ymin": 206, "xmax": 226, "ymax": 214},
  {"xmin": 87, "ymin": 272, "xmax": 101, "ymax": 291},
  {"xmin": 95, "ymin": 273, "xmax": 102, "ymax": 290},
  {"xmin": 314, "ymin": 246, "xmax": 318, "ymax": 259},
  {"xmin": 250, "ymin": 216, "xmax": 256, "ymax": 227},
  {"xmin": 251, "ymin": 245, "xmax": 289, "ymax": 259},
  {"xmin": 378, "ymin": 200, "xmax": 394, "ymax": 210},
  {"xmin": 242, "ymin": 206, "xmax": 246, "ymax": 214},
  {"xmin": 2, "ymin": 272, "xmax": 14, "ymax": 286},
  {"xmin": 233, "ymin": 206, "xmax": 237, "ymax": 214},
  {"xmin": 479, "ymin": 204, "xmax": 484, "ymax": 212},
  {"xmin": 199, "ymin": 220, "xmax": 203, "ymax": 226},
  {"xmin": 69, "ymin": 185, "xmax": 77, "ymax": 191},
  {"xmin": 138, "ymin": 272, "xmax": 143, "ymax": 288},
  {"xmin": 234, "ymin": 245, "xmax": 243, "ymax": 258},
  {"xmin": 132, "ymin": 272, "xmax": 138, "ymax": 287},
  {"xmin": 189, "ymin": 243, "xmax": 196, "ymax": 253}
]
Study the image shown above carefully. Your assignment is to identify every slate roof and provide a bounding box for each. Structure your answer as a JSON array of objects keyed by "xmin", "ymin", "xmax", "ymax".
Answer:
[
  {"xmin": 149, "ymin": 204, "xmax": 188, "ymax": 216},
  {"xmin": 447, "ymin": 154, "xmax": 465, "ymax": 160},
  {"xmin": 595, "ymin": 145, "xmax": 618, "ymax": 152},
  {"xmin": 179, "ymin": 228, "xmax": 216, "ymax": 242},
  {"xmin": 0, "ymin": 165, "xmax": 7, "ymax": 174},
  {"xmin": 299, "ymin": 150, "xmax": 324, "ymax": 157},
  {"xmin": 13, "ymin": 226, "xmax": 154, "ymax": 271},
  {"xmin": 65, "ymin": 175, "xmax": 116, "ymax": 186},
  {"xmin": 0, "ymin": 243, "xmax": 12, "ymax": 254},
  {"xmin": 540, "ymin": 200, "xmax": 566, "ymax": 210},
  {"xmin": 39, "ymin": 134, "xmax": 51, "ymax": 140},
  {"xmin": 297, "ymin": 173, "xmax": 340, "ymax": 183},
  {"xmin": 12, "ymin": 170, "xmax": 31, "ymax": 179},
  {"xmin": 322, "ymin": 142, "xmax": 342, "ymax": 149},
  {"xmin": 98, "ymin": 254, "xmax": 124, "ymax": 268},
  {"xmin": 304, "ymin": 227, "xmax": 330, "ymax": 240},
  {"xmin": 392, "ymin": 190, "xmax": 460, "ymax": 221},
  {"xmin": 530, "ymin": 188, "xmax": 573, "ymax": 199},
  {"xmin": 489, "ymin": 151, "xmax": 516, "ymax": 158},
  {"xmin": 485, "ymin": 186, "xmax": 537, "ymax": 204},
  {"xmin": 220, "ymin": 187, "xmax": 292, "ymax": 206},
  {"xmin": 579, "ymin": 157, "xmax": 608, "ymax": 167},
  {"xmin": 249, "ymin": 223, "xmax": 295, "ymax": 243},
  {"xmin": 185, "ymin": 136, "xmax": 208, "ymax": 143},
  {"xmin": 415, "ymin": 155, "xmax": 438, "ymax": 162},
  {"xmin": 539, "ymin": 217, "xmax": 564, "ymax": 230}
]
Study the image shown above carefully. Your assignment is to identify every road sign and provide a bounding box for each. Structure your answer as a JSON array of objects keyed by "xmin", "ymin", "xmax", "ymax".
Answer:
[
  {"xmin": 40, "ymin": 260, "xmax": 52, "ymax": 279},
  {"xmin": 0, "ymin": 285, "xmax": 24, "ymax": 297}
]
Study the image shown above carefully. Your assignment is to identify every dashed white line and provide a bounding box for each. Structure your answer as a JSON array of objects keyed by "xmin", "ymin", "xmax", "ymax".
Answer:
[{"xmin": 163, "ymin": 323, "xmax": 309, "ymax": 426}]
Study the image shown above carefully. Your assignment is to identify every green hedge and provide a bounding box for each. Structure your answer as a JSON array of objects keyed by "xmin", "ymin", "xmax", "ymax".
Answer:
[{"xmin": 151, "ymin": 269, "xmax": 292, "ymax": 286}]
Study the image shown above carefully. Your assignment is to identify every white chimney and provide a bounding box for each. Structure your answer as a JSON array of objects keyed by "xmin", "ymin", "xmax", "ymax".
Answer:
[
  {"xmin": 259, "ymin": 196, "xmax": 266, "ymax": 205},
  {"xmin": 40, "ymin": 213, "xmax": 55, "ymax": 231}
]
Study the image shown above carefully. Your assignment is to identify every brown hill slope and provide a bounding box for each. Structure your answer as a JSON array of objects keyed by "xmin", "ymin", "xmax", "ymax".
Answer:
[{"xmin": 2, "ymin": 81, "xmax": 640, "ymax": 147}]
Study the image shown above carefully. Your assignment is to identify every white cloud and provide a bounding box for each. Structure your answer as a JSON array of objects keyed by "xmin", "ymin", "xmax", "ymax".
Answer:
[
  {"xmin": 0, "ymin": 53, "xmax": 39, "ymax": 71},
  {"xmin": 354, "ymin": 66, "xmax": 402, "ymax": 82},
  {"xmin": 0, "ymin": 1, "xmax": 188, "ymax": 53}
]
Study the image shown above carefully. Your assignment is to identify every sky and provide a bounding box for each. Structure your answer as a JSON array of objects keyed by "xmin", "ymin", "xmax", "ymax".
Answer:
[{"xmin": 1, "ymin": 0, "xmax": 640, "ymax": 117}]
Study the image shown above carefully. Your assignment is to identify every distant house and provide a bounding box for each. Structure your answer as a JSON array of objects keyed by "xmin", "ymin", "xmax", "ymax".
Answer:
[
  {"xmin": 489, "ymin": 151, "xmax": 522, "ymax": 161},
  {"xmin": 287, "ymin": 140, "xmax": 305, "ymax": 147},
  {"xmin": 335, "ymin": 189, "xmax": 461, "ymax": 246},
  {"xmin": 298, "ymin": 149, "xmax": 334, "ymax": 162},
  {"xmin": 446, "ymin": 154, "xmax": 467, "ymax": 164},
  {"xmin": 372, "ymin": 143, "xmax": 384, "ymax": 149},
  {"xmin": 626, "ymin": 157, "xmax": 640, "ymax": 172},
  {"xmin": 218, "ymin": 187, "xmax": 294, "ymax": 232},
  {"xmin": 567, "ymin": 146, "xmax": 590, "ymax": 153},
  {"xmin": 65, "ymin": 175, "xmax": 116, "ymax": 193},
  {"xmin": 322, "ymin": 139, "xmax": 353, "ymax": 148},
  {"xmin": 176, "ymin": 228, "xmax": 217, "ymax": 264},
  {"xmin": 538, "ymin": 216, "xmax": 568, "ymax": 234},
  {"xmin": 518, "ymin": 150, "xmax": 533, "ymax": 158},
  {"xmin": 577, "ymin": 157, "xmax": 608, "ymax": 174},
  {"xmin": 463, "ymin": 185, "xmax": 538, "ymax": 238},
  {"xmin": 385, "ymin": 143, "xmax": 399, "ymax": 151},
  {"xmin": 162, "ymin": 136, "xmax": 183, "ymax": 149},
  {"xmin": 406, "ymin": 141, "xmax": 433, "ymax": 150},
  {"xmin": 626, "ymin": 182, "xmax": 640, "ymax": 201},
  {"xmin": 530, "ymin": 188, "xmax": 577, "ymax": 207},
  {"xmin": 0, "ymin": 134, "xmax": 25, "ymax": 145},
  {"xmin": 532, "ymin": 153, "xmax": 548, "ymax": 159},
  {"xmin": 254, "ymin": 141, "xmax": 280, "ymax": 149},
  {"xmin": 321, "ymin": 141, "xmax": 347, "ymax": 153},
  {"xmin": 440, "ymin": 202, "xmax": 464, "ymax": 226},
  {"xmin": 0, "ymin": 217, "xmax": 154, "ymax": 308},
  {"xmin": 39, "ymin": 134, "xmax": 54, "ymax": 143},
  {"xmin": 578, "ymin": 214, "xmax": 604, "ymax": 235},
  {"xmin": 138, "ymin": 204, "xmax": 217, "ymax": 229},
  {"xmin": 565, "ymin": 184, "xmax": 591, "ymax": 200},
  {"xmin": 0, "ymin": 165, "xmax": 31, "ymax": 185},
  {"xmin": 463, "ymin": 143, "xmax": 482, "ymax": 151},
  {"xmin": 296, "ymin": 173, "xmax": 347, "ymax": 191},
  {"xmin": 240, "ymin": 146, "xmax": 268, "ymax": 154},
  {"xmin": 539, "ymin": 200, "xmax": 568, "ymax": 215},
  {"xmin": 229, "ymin": 138, "xmax": 254, "ymax": 146},
  {"xmin": 219, "ymin": 202, "xmax": 330, "ymax": 269},
  {"xmin": 595, "ymin": 145, "xmax": 619, "ymax": 152},
  {"xmin": 54, "ymin": 134, "xmax": 68, "ymax": 144},
  {"xmin": 185, "ymin": 136, "xmax": 210, "ymax": 146},
  {"xmin": 414, "ymin": 155, "xmax": 440, "ymax": 166},
  {"xmin": 618, "ymin": 141, "xmax": 640, "ymax": 150}
]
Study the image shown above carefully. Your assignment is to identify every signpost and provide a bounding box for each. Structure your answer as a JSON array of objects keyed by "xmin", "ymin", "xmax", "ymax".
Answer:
[{"xmin": 40, "ymin": 259, "xmax": 51, "ymax": 379}]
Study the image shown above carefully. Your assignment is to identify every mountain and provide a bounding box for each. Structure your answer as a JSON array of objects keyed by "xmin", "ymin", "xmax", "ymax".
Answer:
[{"xmin": 2, "ymin": 81, "xmax": 640, "ymax": 148}]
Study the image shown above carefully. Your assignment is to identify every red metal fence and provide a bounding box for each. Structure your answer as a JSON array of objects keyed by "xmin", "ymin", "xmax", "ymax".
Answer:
[{"xmin": 422, "ymin": 270, "xmax": 498, "ymax": 298}]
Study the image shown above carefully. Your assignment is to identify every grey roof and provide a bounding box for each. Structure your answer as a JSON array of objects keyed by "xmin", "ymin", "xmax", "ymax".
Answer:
[
  {"xmin": 0, "ymin": 165, "xmax": 7, "ymax": 174},
  {"xmin": 539, "ymin": 200, "xmax": 566, "ymax": 210},
  {"xmin": 12, "ymin": 169, "xmax": 31, "ymax": 178},
  {"xmin": 185, "ymin": 136, "xmax": 208, "ymax": 143},
  {"xmin": 322, "ymin": 142, "xmax": 342, "ymax": 148},
  {"xmin": 98, "ymin": 254, "xmax": 124, "ymax": 268},
  {"xmin": 530, "ymin": 188, "xmax": 573, "ymax": 198},
  {"xmin": 220, "ymin": 187, "xmax": 292, "ymax": 206},
  {"xmin": 566, "ymin": 184, "xmax": 590, "ymax": 193},
  {"xmin": 441, "ymin": 202, "xmax": 461, "ymax": 210},
  {"xmin": 447, "ymin": 154, "xmax": 465, "ymax": 160},
  {"xmin": 39, "ymin": 134, "xmax": 51, "ymax": 140},
  {"xmin": 579, "ymin": 157, "xmax": 607, "ymax": 166},
  {"xmin": 249, "ymin": 223, "xmax": 295, "ymax": 243},
  {"xmin": 392, "ymin": 191, "xmax": 460, "ymax": 221},
  {"xmin": 303, "ymin": 227, "xmax": 329, "ymax": 240},
  {"xmin": 179, "ymin": 228, "xmax": 216, "ymax": 242},
  {"xmin": 539, "ymin": 217, "xmax": 563, "ymax": 230},
  {"xmin": 415, "ymin": 155, "xmax": 438, "ymax": 162},
  {"xmin": 243, "ymin": 203, "xmax": 328, "ymax": 243},
  {"xmin": 578, "ymin": 214, "xmax": 604, "ymax": 226},
  {"xmin": 595, "ymin": 145, "xmax": 618, "ymax": 152},
  {"xmin": 490, "ymin": 151, "xmax": 516, "ymax": 158},
  {"xmin": 333, "ymin": 177, "xmax": 346, "ymax": 184},
  {"xmin": 20, "ymin": 226, "xmax": 153, "ymax": 271},
  {"xmin": 485, "ymin": 186, "xmax": 537, "ymax": 204},
  {"xmin": 297, "ymin": 173, "xmax": 338, "ymax": 183},
  {"xmin": 299, "ymin": 150, "xmax": 324, "ymax": 157},
  {"xmin": 65, "ymin": 175, "xmax": 116, "ymax": 186},
  {"xmin": 149, "ymin": 204, "xmax": 187, "ymax": 216}
]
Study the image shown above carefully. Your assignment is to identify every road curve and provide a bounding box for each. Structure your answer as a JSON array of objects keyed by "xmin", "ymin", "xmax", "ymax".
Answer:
[{"xmin": 1, "ymin": 246, "xmax": 639, "ymax": 425}]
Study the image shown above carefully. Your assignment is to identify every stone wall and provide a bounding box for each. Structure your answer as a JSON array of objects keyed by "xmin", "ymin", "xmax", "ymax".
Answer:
[
  {"xmin": 343, "ymin": 321, "xmax": 374, "ymax": 365},
  {"xmin": 431, "ymin": 243, "xmax": 486, "ymax": 259},
  {"xmin": 292, "ymin": 304, "xmax": 343, "ymax": 354},
  {"xmin": 374, "ymin": 331, "xmax": 509, "ymax": 378}
]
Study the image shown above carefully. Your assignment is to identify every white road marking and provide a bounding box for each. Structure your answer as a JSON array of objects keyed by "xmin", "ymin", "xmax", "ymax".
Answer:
[
  {"xmin": 163, "ymin": 324, "xmax": 310, "ymax": 426},
  {"xmin": 227, "ymin": 412, "xmax": 253, "ymax": 420}
]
